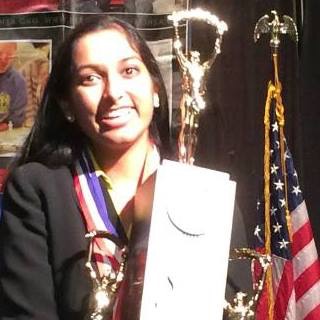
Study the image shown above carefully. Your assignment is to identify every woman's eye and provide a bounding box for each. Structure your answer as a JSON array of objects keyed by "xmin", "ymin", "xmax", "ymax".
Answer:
[
  {"xmin": 80, "ymin": 74, "xmax": 102, "ymax": 85},
  {"xmin": 123, "ymin": 66, "xmax": 139, "ymax": 77}
]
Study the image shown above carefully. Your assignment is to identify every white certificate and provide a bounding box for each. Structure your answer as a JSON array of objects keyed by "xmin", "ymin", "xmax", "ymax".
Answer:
[{"xmin": 140, "ymin": 160, "xmax": 236, "ymax": 320}]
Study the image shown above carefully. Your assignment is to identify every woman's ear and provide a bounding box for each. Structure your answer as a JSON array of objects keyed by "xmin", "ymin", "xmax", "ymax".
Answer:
[
  {"xmin": 59, "ymin": 100, "xmax": 75, "ymax": 123},
  {"xmin": 153, "ymin": 93, "xmax": 160, "ymax": 108}
]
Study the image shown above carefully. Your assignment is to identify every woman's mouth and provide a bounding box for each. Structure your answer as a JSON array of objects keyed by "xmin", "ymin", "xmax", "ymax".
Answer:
[
  {"xmin": 100, "ymin": 106, "xmax": 134, "ymax": 128},
  {"xmin": 105, "ymin": 107, "xmax": 131, "ymax": 119}
]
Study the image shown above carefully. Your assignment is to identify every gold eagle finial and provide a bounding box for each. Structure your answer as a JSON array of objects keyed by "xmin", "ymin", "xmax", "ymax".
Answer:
[{"xmin": 254, "ymin": 10, "xmax": 298, "ymax": 49}]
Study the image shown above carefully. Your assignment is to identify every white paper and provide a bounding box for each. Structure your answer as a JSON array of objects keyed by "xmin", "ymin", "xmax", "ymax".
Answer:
[{"xmin": 140, "ymin": 160, "xmax": 236, "ymax": 320}]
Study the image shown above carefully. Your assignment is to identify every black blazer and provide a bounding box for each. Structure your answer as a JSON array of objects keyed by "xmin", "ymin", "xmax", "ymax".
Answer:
[
  {"xmin": 0, "ymin": 162, "xmax": 250, "ymax": 320},
  {"xmin": 0, "ymin": 162, "xmax": 115, "ymax": 319}
]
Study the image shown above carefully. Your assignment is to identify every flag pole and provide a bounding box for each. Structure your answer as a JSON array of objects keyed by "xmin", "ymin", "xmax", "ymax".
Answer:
[{"xmin": 254, "ymin": 10, "xmax": 298, "ymax": 319}]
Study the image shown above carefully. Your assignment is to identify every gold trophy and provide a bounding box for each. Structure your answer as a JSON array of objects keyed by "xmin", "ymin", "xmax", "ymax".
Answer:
[
  {"xmin": 224, "ymin": 249, "xmax": 271, "ymax": 320},
  {"xmin": 168, "ymin": 9, "xmax": 286, "ymax": 320},
  {"xmin": 168, "ymin": 8, "xmax": 228, "ymax": 164}
]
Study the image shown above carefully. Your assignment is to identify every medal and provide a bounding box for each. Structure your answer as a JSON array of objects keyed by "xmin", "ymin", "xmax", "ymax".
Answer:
[{"xmin": 85, "ymin": 231, "xmax": 128, "ymax": 320}]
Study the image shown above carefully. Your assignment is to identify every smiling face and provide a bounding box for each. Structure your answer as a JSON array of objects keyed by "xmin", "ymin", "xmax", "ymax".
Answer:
[
  {"xmin": 68, "ymin": 28, "xmax": 156, "ymax": 153},
  {"xmin": 0, "ymin": 42, "xmax": 17, "ymax": 74}
]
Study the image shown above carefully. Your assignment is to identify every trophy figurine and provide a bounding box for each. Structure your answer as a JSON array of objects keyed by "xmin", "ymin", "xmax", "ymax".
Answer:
[{"xmin": 168, "ymin": 8, "xmax": 228, "ymax": 164}]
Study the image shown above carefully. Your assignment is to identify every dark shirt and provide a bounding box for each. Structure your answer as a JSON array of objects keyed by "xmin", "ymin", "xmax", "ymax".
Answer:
[{"xmin": 0, "ymin": 67, "xmax": 27, "ymax": 127}]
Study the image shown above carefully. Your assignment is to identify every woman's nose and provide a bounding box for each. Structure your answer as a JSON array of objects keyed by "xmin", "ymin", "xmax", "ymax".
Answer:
[{"xmin": 104, "ymin": 74, "xmax": 124, "ymax": 101}]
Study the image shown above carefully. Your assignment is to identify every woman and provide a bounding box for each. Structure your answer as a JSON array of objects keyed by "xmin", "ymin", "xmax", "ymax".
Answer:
[{"xmin": 0, "ymin": 16, "xmax": 170, "ymax": 319}]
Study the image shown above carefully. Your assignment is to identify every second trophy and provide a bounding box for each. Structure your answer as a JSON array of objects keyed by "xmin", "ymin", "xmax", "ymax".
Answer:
[{"xmin": 168, "ymin": 8, "xmax": 228, "ymax": 164}]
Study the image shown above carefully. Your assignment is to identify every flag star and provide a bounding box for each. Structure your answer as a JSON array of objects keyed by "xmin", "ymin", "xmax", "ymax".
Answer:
[
  {"xmin": 254, "ymin": 225, "xmax": 261, "ymax": 237},
  {"xmin": 271, "ymin": 164, "xmax": 279, "ymax": 175},
  {"xmin": 270, "ymin": 206, "xmax": 277, "ymax": 215},
  {"xmin": 270, "ymin": 149, "xmax": 274, "ymax": 155},
  {"xmin": 279, "ymin": 198, "xmax": 286, "ymax": 207},
  {"xmin": 279, "ymin": 239, "xmax": 290, "ymax": 249},
  {"xmin": 293, "ymin": 170, "xmax": 298, "ymax": 177},
  {"xmin": 272, "ymin": 122, "xmax": 279, "ymax": 132},
  {"xmin": 276, "ymin": 140, "xmax": 280, "ymax": 149},
  {"xmin": 292, "ymin": 185, "xmax": 302, "ymax": 196},
  {"xmin": 274, "ymin": 179, "xmax": 284, "ymax": 190},
  {"xmin": 273, "ymin": 222, "xmax": 282, "ymax": 233},
  {"xmin": 285, "ymin": 150, "xmax": 290, "ymax": 159}
]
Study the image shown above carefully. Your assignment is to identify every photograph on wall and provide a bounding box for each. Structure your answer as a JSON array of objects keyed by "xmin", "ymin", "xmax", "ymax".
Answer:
[{"xmin": 0, "ymin": 39, "xmax": 51, "ymax": 156}]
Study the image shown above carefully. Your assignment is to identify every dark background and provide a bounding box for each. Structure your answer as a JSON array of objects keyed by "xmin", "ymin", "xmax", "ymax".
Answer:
[{"xmin": 191, "ymin": 0, "xmax": 320, "ymax": 249}]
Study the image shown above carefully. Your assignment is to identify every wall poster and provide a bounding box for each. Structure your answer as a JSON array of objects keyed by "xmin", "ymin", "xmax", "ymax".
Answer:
[{"xmin": 0, "ymin": 39, "xmax": 51, "ymax": 156}]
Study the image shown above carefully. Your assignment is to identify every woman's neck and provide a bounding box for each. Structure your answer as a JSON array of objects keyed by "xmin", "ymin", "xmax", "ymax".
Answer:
[
  {"xmin": 96, "ymin": 139, "xmax": 152, "ymax": 185},
  {"xmin": 92, "ymin": 133, "xmax": 158, "ymax": 207},
  {"xmin": 91, "ymin": 134, "xmax": 159, "ymax": 236}
]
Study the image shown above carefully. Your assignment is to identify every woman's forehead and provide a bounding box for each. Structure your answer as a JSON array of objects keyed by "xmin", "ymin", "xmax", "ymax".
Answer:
[
  {"xmin": 75, "ymin": 28, "xmax": 138, "ymax": 54},
  {"xmin": 71, "ymin": 28, "xmax": 142, "ymax": 67}
]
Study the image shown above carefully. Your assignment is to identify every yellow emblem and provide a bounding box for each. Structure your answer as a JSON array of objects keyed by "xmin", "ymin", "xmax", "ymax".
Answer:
[{"xmin": 0, "ymin": 92, "xmax": 10, "ymax": 114}]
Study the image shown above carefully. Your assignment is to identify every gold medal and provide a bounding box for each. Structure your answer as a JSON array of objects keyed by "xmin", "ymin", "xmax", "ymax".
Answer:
[{"xmin": 85, "ymin": 231, "xmax": 127, "ymax": 320}]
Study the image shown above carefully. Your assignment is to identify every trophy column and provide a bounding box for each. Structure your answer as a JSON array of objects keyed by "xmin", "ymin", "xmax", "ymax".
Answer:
[{"xmin": 168, "ymin": 8, "xmax": 228, "ymax": 164}]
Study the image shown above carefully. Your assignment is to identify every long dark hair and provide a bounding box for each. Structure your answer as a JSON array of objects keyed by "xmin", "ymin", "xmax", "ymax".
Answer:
[{"xmin": 16, "ymin": 15, "xmax": 171, "ymax": 167}]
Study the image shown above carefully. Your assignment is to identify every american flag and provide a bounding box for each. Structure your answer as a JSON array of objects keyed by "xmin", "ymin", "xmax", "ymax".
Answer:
[{"xmin": 254, "ymin": 82, "xmax": 320, "ymax": 319}]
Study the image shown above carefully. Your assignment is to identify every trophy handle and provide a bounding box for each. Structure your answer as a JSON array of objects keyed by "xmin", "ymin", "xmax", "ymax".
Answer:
[{"xmin": 224, "ymin": 248, "xmax": 271, "ymax": 319}]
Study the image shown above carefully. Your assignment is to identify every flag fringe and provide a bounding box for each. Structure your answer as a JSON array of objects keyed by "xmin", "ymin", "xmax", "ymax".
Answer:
[{"xmin": 264, "ymin": 81, "xmax": 274, "ymax": 320}]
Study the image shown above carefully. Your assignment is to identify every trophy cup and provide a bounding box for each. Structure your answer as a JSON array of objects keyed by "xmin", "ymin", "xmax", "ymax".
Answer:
[{"xmin": 168, "ymin": 8, "xmax": 228, "ymax": 164}]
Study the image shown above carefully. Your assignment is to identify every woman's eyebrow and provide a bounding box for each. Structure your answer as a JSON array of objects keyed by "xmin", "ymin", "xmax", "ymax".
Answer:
[
  {"xmin": 73, "ymin": 54, "xmax": 144, "ymax": 76},
  {"xmin": 75, "ymin": 55, "xmax": 143, "ymax": 70},
  {"xmin": 75, "ymin": 63, "xmax": 106, "ymax": 73},
  {"xmin": 121, "ymin": 54, "xmax": 142, "ymax": 62}
]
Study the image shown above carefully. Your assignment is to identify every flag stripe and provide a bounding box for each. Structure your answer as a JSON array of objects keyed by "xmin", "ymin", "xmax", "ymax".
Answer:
[
  {"xmin": 304, "ymin": 302, "xmax": 320, "ymax": 320},
  {"xmin": 272, "ymin": 255, "xmax": 286, "ymax": 291},
  {"xmin": 292, "ymin": 221, "xmax": 314, "ymax": 256},
  {"xmin": 274, "ymin": 261, "xmax": 294, "ymax": 320},
  {"xmin": 285, "ymin": 291, "xmax": 297, "ymax": 320},
  {"xmin": 291, "ymin": 201, "xmax": 309, "ymax": 232},
  {"xmin": 296, "ymin": 280, "xmax": 320, "ymax": 319},
  {"xmin": 295, "ymin": 260, "xmax": 320, "ymax": 300},
  {"xmin": 293, "ymin": 240, "xmax": 318, "ymax": 280}
]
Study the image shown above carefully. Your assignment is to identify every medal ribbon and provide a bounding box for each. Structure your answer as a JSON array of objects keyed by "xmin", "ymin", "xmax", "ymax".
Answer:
[{"xmin": 73, "ymin": 149, "xmax": 123, "ymax": 275}]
